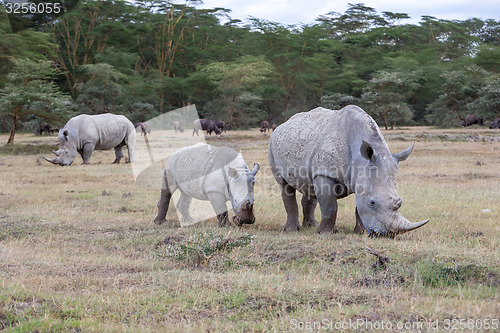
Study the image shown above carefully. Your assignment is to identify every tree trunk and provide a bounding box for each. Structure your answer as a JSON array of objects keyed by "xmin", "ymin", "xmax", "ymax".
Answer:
[{"xmin": 7, "ymin": 114, "xmax": 19, "ymax": 144}]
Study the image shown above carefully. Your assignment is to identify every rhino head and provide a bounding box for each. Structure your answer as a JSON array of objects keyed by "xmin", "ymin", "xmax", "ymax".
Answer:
[
  {"xmin": 43, "ymin": 130, "xmax": 77, "ymax": 166},
  {"xmin": 227, "ymin": 163, "xmax": 260, "ymax": 226},
  {"xmin": 354, "ymin": 141, "xmax": 429, "ymax": 237}
]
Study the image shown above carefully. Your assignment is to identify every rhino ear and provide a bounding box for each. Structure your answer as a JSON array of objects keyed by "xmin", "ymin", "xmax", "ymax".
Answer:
[
  {"xmin": 360, "ymin": 140, "xmax": 375, "ymax": 162},
  {"xmin": 228, "ymin": 167, "xmax": 238, "ymax": 178},
  {"xmin": 393, "ymin": 144, "xmax": 414, "ymax": 163},
  {"xmin": 63, "ymin": 130, "xmax": 69, "ymax": 141}
]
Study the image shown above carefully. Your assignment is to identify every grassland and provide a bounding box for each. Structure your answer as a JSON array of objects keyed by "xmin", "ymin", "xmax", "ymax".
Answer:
[{"xmin": 0, "ymin": 127, "xmax": 499, "ymax": 332}]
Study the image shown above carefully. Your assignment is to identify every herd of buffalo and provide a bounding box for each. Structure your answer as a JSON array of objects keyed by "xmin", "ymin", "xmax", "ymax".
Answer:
[{"xmin": 40, "ymin": 107, "xmax": 499, "ymax": 237}]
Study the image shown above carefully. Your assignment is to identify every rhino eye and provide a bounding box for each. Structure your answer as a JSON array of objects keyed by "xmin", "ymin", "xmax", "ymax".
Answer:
[{"xmin": 369, "ymin": 199, "xmax": 377, "ymax": 207}]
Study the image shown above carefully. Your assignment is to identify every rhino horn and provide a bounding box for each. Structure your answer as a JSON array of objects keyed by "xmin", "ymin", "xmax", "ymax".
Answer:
[
  {"xmin": 251, "ymin": 163, "xmax": 260, "ymax": 176},
  {"xmin": 393, "ymin": 214, "xmax": 429, "ymax": 234},
  {"xmin": 52, "ymin": 150, "xmax": 61, "ymax": 156},
  {"xmin": 43, "ymin": 155, "xmax": 61, "ymax": 165}
]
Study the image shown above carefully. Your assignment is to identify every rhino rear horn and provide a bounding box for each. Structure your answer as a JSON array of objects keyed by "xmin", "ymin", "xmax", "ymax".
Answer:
[
  {"xmin": 393, "ymin": 144, "xmax": 414, "ymax": 163},
  {"xmin": 52, "ymin": 150, "xmax": 61, "ymax": 156}
]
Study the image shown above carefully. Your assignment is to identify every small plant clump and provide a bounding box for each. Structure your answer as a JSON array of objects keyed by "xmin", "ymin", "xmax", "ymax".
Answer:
[{"xmin": 164, "ymin": 232, "xmax": 254, "ymax": 269}]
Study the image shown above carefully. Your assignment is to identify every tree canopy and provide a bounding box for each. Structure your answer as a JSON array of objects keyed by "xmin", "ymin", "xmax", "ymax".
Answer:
[{"xmin": 1, "ymin": 1, "xmax": 499, "ymax": 142}]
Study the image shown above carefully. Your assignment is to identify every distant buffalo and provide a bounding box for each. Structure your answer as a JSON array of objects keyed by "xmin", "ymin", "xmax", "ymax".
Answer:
[
  {"xmin": 271, "ymin": 123, "xmax": 277, "ymax": 131},
  {"xmin": 213, "ymin": 120, "xmax": 227, "ymax": 132},
  {"xmin": 193, "ymin": 119, "xmax": 221, "ymax": 136},
  {"xmin": 461, "ymin": 114, "xmax": 483, "ymax": 127},
  {"xmin": 260, "ymin": 120, "xmax": 270, "ymax": 133},
  {"xmin": 173, "ymin": 121, "xmax": 184, "ymax": 133},
  {"xmin": 490, "ymin": 119, "xmax": 500, "ymax": 129}
]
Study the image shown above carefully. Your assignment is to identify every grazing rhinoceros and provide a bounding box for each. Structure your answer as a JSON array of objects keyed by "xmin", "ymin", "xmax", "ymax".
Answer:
[
  {"xmin": 173, "ymin": 121, "xmax": 184, "ymax": 133},
  {"xmin": 461, "ymin": 114, "xmax": 483, "ymax": 127},
  {"xmin": 260, "ymin": 120, "xmax": 270, "ymax": 133},
  {"xmin": 43, "ymin": 114, "xmax": 136, "ymax": 166},
  {"xmin": 154, "ymin": 144, "xmax": 260, "ymax": 226},
  {"xmin": 269, "ymin": 105, "xmax": 429, "ymax": 237},
  {"xmin": 192, "ymin": 119, "xmax": 221, "ymax": 136}
]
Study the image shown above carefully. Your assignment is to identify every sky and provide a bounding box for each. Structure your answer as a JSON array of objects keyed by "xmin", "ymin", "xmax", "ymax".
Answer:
[{"xmin": 196, "ymin": 0, "xmax": 500, "ymax": 25}]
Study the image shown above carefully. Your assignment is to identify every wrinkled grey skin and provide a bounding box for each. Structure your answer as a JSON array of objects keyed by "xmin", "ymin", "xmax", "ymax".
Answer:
[
  {"xmin": 192, "ymin": 119, "xmax": 222, "ymax": 136},
  {"xmin": 269, "ymin": 105, "xmax": 429, "ymax": 237},
  {"xmin": 461, "ymin": 114, "xmax": 483, "ymax": 127},
  {"xmin": 173, "ymin": 121, "xmax": 184, "ymax": 133},
  {"xmin": 260, "ymin": 120, "xmax": 270, "ymax": 133},
  {"xmin": 154, "ymin": 144, "xmax": 260, "ymax": 227},
  {"xmin": 44, "ymin": 114, "xmax": 136, "ymax": 166}
]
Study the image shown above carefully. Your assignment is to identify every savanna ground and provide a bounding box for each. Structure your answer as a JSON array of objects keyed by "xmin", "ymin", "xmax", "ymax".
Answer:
[{"xmin": 0, "ymin": 126, "xmax": 499, "ymax": 332}]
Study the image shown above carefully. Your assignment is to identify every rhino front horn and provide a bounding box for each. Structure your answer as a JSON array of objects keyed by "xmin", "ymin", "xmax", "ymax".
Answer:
[
  {"xmin": 395, "ymin": 217, "xmax": 430, "ymax": 234},
  {"xmin": 43, "ymin": 155, "xmax": 61, "ymax": 165}
]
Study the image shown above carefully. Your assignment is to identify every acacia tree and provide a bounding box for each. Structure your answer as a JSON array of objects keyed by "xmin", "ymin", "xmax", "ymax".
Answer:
[
  {"xmin": 0, "ymin": 59, "xmax": 69, "ymax": 143},
  {"xmin": 202, "ymin": 56, "xmax": 274, "ymax": 126},
  {"xmin": 361, "ymin": 71, "xmax": 420, "ymax": 129}
]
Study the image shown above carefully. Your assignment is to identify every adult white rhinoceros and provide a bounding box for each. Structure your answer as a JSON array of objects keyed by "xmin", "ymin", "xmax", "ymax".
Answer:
[
  {"xmin": 43, "ymin": 114, "xmax": 136, "ymax": 166},
  {"xmin": 153, "ymin": 144, "xmax": 259, "ymax": 226},
  {"xmin": 269, "ymin": 105, "xmax": 429, "ymax": 237}
]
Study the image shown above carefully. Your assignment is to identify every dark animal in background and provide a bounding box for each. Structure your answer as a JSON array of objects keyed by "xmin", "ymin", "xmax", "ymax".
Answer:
[
  {"xmin": 271, "ymin": 123, "xmax": 277, "ymax": 132},
  {"xmin": 173, "ymin": 121, "xmax": 184, "ymax": 133},
  {"xmin": 489, "ymin": 119, "xmax": 500, "ymax": 129},
  {"xmin": 192, "ymin": 119, "xmax": 221, "ymax": 136},
  {"xmin": 44, "ymin": 114, "xmax": 136, "ymax": 166},
  {"xmin": 134, "ymin": 122, "xmax": 151, "ymax": 135},
  {"xmin": 461, "ymin": 114, "xmax": 483, "ymax": 127},
  {"xmin": 213, "ymin": 120, "xmax": 227, "ymax": 132},
  {"xmin": 260, "ymin": 120, "xmax": 270, "ymax": 133},
  {"xmin": 35, "ymin": 124, "xmax": 52, "ymax": 136},
  {"xmin": 269, "ymin": 105, "xmax": 429, "ymax": 237}
]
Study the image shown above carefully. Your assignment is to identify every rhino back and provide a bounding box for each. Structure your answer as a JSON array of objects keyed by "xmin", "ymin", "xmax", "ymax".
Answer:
[
  {"xmin": 270, "ymin": 105, "xmax": 388, "ymax": 194},
  {"xmin": 166, "ymin": 144, "xmax": 240, "ymax": 197},
  {"xmin": 90, "ymin": 114, "xmax": 134, "ymax": 150}
]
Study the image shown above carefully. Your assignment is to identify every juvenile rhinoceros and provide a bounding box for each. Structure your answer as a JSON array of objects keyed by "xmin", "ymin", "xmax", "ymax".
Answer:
[
  {"xmin": 153, "ymin": 144, "xmax": 259, "ymax": 226},
  {"xmin": 43, "ymin": 114, "xmax": 136, "ymax": 166},
  {"xmin": 269, "ymin": 105, "xmax": 429, "ymax": 237}
]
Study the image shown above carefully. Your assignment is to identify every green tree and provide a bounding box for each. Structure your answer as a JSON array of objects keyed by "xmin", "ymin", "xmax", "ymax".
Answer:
[
  {"xmin": 0, "ymin": 59, "xmax": 69, "ymax": 143},
  {"xmin": 202, "ymin": 56, "xmax": 274, "ymax": 126},
  {"xmin": 361, "ymin": 71, "xmax": 420, "ymax": 129},
  {"xmin": 426, "ymin": 66, "xmax": 489, "ymax": 126}
]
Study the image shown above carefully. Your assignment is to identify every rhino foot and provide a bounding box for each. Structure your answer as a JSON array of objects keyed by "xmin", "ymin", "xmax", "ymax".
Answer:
[
  {"xmin": 154, "ymin": 218, "xmax": 167, "ymax": 225},
  {"xmin": 302, "ymin": 219, "xmax": 317, "ymax": 228},
  {"xmin": 283, "ymin": 224, "xmax": 300, "ymax": 232},
  {"xmin": 317, "ymin": 226, "xmax": 338, "ymax": 234}
]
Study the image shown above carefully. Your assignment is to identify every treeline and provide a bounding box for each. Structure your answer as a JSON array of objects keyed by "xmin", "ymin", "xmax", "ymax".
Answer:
[{"xmin": 1, "ymin": 1, "xmax": 500, "ymax": 142}]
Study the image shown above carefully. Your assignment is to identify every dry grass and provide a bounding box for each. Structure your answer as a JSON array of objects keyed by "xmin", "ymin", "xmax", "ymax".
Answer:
[{"xmin": 0, "ymin": 127, "xmax": 499, "ymax": 332}]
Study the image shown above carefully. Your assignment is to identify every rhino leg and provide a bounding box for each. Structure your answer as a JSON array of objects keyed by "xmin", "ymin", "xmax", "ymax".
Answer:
[
  {"xmin": 354, "ymin": 208, "xmax": 365, "ymax": 234},
  {"xmin": 176, "ymin": 191, "xmax": 193, "ymax": 223},
  {"xmin": 314, "ymin": 176, "xmax": 339, "ymax": 234},
  {"xmin": 154, "ymin": 188, "xmax": 172, "ymax": 225},
  {"xmin": 301, "ymin": 195, "xmax": 318, "ymax": 228},
  {"xmin": 279, "ymin": 181, "xmax": 300, "ymax": 232},
  {"xmin": 81, "ymin": 143, "xmax": 95, "ymax": 164},
  {"xmin": 217, "ymin": 212, "xmax": 229, "ymax": 227},
  {"xmin": 113, "ymin": 146, "xmax": 124, "ymax": 164},
  {"xmin": 207, "ymin": 192, "xmax": 230, "ymax": 227}
]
